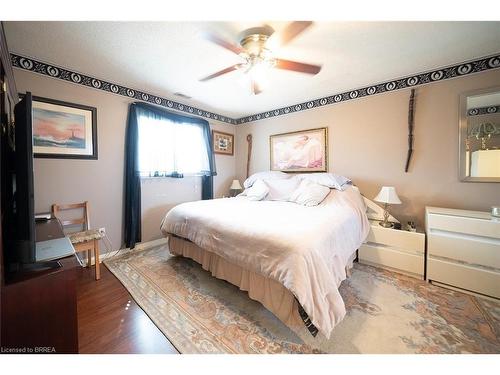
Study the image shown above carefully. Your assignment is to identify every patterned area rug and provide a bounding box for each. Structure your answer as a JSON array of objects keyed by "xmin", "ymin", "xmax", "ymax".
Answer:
[{"xmin": 104, "ymin": 244, "xmax": 500, "ymax": 354}]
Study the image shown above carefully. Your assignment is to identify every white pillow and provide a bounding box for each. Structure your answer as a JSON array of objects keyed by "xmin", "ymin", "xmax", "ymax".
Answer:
[
  {"xmin": 296, "ymin": 173, "xmax": 351, "ymax": 191},
  {"xmin": 243, "ymin": 171, "xmax": 290, "ymax": 188},
  {"xmin": 264, "ymin": 177, "xmax": 301, "ymax": 201},
  {"xmin": 239, "ymin": 179, "xmax": 269, "ymax": 201},
  {"xmin": 289, "ymin": 179, "xmax": 331, "ymax": 206}
]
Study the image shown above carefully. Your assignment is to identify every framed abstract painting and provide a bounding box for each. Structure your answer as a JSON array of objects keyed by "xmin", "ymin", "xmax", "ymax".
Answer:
[
  {"xmin": 30, "ymin": 95, "xmax": 97, "ymax": 159},
  {"xmin": 270, "ymin": 127, "xmax": 328, "ymax": 172},
  {"xmin": 212, "ymin": 130, "xmax": 234, "ymax": 156}
]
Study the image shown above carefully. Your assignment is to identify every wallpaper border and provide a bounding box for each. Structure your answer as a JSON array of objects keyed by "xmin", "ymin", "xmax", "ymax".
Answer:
[
  {"xmin": 468, "ymin": 105, "xmax": 500, "ymax": 116},
  {"xmin": 10, "ymin": 52, "xmax": 500, "ymax": 126},
  {"xmin": 10, "ymin": 53, "xmax": 237, "ymax": 125}
]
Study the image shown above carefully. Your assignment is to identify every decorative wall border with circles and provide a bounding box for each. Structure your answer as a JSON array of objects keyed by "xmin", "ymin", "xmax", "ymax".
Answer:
[
  {"xmin": 10, "ymin": 53, "xmax": 237, "ymax": 125},
  {"xmin": 236, "ymin": 53, "xmax": 500, "ymax": 124},
  {"xmin": 11, "ymin": 52, "xmax": 500, "ymax": 126},
  {"xmin": 467, "ymin": 105, "xmax": 500, "ymax": 116}
]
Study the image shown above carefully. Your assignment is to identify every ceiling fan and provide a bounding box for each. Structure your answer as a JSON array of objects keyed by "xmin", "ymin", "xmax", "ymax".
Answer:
[{"xmin": 199, "ymin": 21, "xmax": 322, "ymax": 95}]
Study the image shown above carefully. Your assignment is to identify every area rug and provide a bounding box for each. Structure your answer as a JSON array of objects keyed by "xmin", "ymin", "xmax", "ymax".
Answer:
[{"xmin": 104, "ymin": 244, "xmax": 500, "ymax": 354}]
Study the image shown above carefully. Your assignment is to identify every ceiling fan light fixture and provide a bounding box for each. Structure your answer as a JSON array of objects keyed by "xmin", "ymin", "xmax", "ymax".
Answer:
[
  {"xmin": 200, "ymin": 22, "xmax": 321, "ymax": 94},
  {"xmin": 247, "ymin": 62, "xmax": 269, "ymax": 91},
  {"xmin": 249, "ymin": 61, "xmax": 266, "ymax": 75}
]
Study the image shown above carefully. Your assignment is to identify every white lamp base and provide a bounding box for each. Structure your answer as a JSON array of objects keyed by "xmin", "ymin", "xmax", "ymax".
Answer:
[
  {"xmin": 379, "ymin": 220, "xmax": 394, "ymax": 228},
  {"xmin": 379, "ymin": 205, "xmax": 394, "ymax": 228}
]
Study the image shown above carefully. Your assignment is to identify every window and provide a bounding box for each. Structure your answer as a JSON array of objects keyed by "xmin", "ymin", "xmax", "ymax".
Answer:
[{"xmin": 137, "ymin": 113, "xmax": 210, "ymax": 177}]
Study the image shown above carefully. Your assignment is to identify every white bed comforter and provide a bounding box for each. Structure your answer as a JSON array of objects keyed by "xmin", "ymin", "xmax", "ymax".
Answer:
[{"xmin": 160, "ymin": 186, "xmax": 370, "ymax": 338}]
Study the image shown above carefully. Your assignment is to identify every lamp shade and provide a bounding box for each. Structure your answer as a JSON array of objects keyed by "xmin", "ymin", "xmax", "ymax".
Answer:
[
  {"xmin": 374, "ymin": 186, "xmax": 402, "ymax": 205},
  {"xmin": 230, "ymin": 179, "xmax": 242, "ymax": 190}
]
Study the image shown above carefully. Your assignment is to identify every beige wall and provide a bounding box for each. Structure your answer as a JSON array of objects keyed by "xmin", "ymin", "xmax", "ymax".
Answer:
[
  {"xmin": 15, "ymin": 65, "xmax": 500, "ymax": 245},
  {"xmin": 14, "ymin": 69, "xmax": 236, "ymax": 249},
  {"xmin": 235, "ymin": 69, "xmax": 500, "ymax": 228}
]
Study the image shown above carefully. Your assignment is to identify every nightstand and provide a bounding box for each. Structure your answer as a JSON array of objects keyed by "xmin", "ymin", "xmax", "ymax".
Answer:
[{"xmin": 358, "ymin": 219, "xmax": 426, "ymax": 279}]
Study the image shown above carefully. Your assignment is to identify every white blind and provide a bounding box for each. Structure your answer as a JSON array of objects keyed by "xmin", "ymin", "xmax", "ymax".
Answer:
[{"xmin": 137, "ymin": 114, "xmax": 210, "ymax": 177}]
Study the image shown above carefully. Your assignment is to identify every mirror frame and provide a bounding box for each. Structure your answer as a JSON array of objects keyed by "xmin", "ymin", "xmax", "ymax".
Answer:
[{"xmin": 459, "ymin": 86, "xmax": 500, "ymax": 183}]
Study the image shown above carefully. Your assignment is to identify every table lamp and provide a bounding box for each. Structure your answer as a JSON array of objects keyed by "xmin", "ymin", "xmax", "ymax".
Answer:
[
  {"xmin": 374, "ymin": 186, "xmax": 401, "ymax": 228},
  {"xmin": 229, "ymin": 179, "xmax": 243, "ymax": 197}
]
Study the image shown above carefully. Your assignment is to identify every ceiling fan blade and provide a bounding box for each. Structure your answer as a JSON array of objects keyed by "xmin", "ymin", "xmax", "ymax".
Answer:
[
  {"xmin": 202, "ymin": 31, "xmax": 245, "ymax": 55},
  {"xmin": 199, "ymin": 64, "xmax": 243, "ymax": 82},
  {"xmin": 274, "ymin": 59, "xmax": 322, "ymax": 75},
  {"xmin": 251, "ymin": 80, "xmax": 262, "ymax": 95},
  {"xmin": 266, "ymin": 21, "xmax": 313, "ymax": 48}
]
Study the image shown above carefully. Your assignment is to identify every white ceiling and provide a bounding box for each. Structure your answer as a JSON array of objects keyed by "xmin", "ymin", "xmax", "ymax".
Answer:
[{"xmin": 5, "ymin": 21, "xmax": 500, "ymax": 119}]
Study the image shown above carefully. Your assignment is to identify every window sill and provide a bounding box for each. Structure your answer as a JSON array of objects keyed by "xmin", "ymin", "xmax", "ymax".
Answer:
[{"xmin": 139, "ymin": 174, "xmax": 203, "ymax": 180}]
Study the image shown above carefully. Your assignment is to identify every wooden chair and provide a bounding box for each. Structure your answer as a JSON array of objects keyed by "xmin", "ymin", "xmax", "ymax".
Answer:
[{"xmin": 51, "ymin": 201, "xmax": 102, "ymax": 280}]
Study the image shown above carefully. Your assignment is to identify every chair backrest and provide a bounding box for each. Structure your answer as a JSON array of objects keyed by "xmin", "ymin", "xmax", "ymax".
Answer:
[{"xmin": 51, "ymin": 201, "xmax": 90, "ymax": 233}]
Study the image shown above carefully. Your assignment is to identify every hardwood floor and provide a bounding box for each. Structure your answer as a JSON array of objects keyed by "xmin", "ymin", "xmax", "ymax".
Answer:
[{"xmin": 77, "ymin": 263, "xmax": 178, "ymax": 354}]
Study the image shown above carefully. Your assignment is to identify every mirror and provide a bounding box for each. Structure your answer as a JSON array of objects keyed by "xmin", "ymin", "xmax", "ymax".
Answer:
[{"xmin": 459, "ymin": 87, "xmax": 500, "ymax": 182}]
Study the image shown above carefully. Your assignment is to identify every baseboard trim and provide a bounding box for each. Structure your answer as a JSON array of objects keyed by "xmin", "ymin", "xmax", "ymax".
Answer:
[
  {"xmin": 81, "ymin": 237, "xmax": 168, "ymax": 265},
  {"xmin": 135, "ymin": 237, "xmax": 168, "ymax": 250}
]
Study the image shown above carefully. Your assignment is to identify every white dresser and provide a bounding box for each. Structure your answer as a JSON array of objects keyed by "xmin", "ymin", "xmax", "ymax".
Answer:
[
  {"xmin": 359, "ymin": 220, "xmax": 426, "ymax": 279},
  {"xmin": 425, "ymin": 206, "xmax": 500, "ymax": 299}
]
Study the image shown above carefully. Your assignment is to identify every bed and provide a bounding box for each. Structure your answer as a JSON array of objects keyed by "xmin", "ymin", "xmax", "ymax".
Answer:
[{"xmin": 160, "ymin": 183, "xmax": 370, "ymax": 339}]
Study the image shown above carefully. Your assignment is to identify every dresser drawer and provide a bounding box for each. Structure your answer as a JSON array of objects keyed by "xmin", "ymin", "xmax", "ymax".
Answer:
[
  {"xmin": 427, "ymin": 232, "xmax": 500, "ymax": 269},
  {"xmin": 366, "ymin": 226, "xmax": 425, "ymax": 255},
  {"xmin": 427, "ymin": 213, "xmax": 500, "ymax": 239},
  {"xmin": 427, "ymin": 258, "xmax": 500, "ymax": 299},
  {"xmin": 359, "ymin": 244, "xmax": 424, "ymax": 278}
]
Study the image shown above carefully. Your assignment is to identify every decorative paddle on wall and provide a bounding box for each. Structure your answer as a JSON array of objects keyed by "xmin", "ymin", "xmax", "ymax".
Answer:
[
  {"xmin": 405, "ymin": 89, "xmax": 416, "ymax": 172},
  {"xmin": 246, "ymin": 134, "xmax": 253, "ymax": 178}
]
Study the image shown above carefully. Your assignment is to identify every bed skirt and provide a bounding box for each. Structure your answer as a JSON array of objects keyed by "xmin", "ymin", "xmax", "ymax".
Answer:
[{"xmin": 167, "ymin": 235, "xmax": 356, "ymax": 337}]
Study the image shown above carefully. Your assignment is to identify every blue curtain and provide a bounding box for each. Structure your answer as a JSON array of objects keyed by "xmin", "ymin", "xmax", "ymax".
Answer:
[
  {"xmin": 124, "ymin": 104, "xmax": 142, "ymax": 248},
  {"xmin": 123, "ymin": 102, "xmax": 216, "ymax": 249},
  {"xmin": 201, "ymin": 175, "xmax": 213, "ymax": 200}
]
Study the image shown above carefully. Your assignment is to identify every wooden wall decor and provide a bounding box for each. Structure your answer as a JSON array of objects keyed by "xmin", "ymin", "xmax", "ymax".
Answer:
[
  {"xmin": 405, "ymin": 89, "xmax": 416, "ymax": 172},
  {"xmin": 246, "ymin": 134, "xmax": 252, "ymax": 178}
]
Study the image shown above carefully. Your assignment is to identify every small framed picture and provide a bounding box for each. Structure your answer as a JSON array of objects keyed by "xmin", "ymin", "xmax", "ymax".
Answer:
[
  {"xmin": 212, "ymin": 130, "xmax": 234, "ymax": 156},
  {"xmin": 270, "ymin": 127, "xmax": 328, "ymax": 172},
  {"xmin": 31, "ymin": 95, "xmax": 98, "ymax": 159}
]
